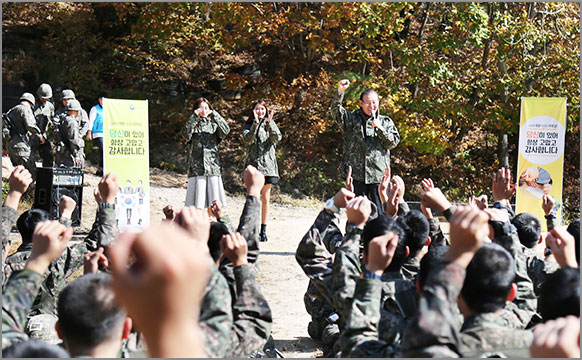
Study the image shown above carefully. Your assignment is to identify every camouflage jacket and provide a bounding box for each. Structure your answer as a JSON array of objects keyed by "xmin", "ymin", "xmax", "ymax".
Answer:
[
  {"xmin": 34, "ymin": 101, "xmax": 55, "ymax": 134},
  {"xmin": 330, "ymin": 92, "xmax": 400, "ymax": 184},
  {"xmin": 2, "ymin": 206, "xmax": 19, "ymax": 265},
  {"xmin": 493, "ymin": 223, "xmax": 538, "ymax": 328},
  {"xmin": 225, "ymin": 264, "xmax": 273, "ymax": 357},
  {"xmin": 6, "ymin": 104, "xmax": 41, "ymax": 142},
  {"xmin": 2, "ymin": 206, "xmax": 118, "ymax": 316},
  {"xmin": 54, "ymin": 115, "xmax": 84, "ymax": 167},
  {"xmin": 54, "ymin": 108, "xmax": 89, "ymax": 138},
  {"xmin": 182, "ymin": 111, "xmax": 230, "ymax": 177},
  {"xmin": 428, "ymin": 217, "xmax": 448, "ymax": 247},
  {"xmin": 242, "ymin": 118, "xmax": 282, "ymax": 177},
  {"xmin": 219, "ymin": 196, "xmax": 261, "ymax": 299},
  {"xmin": 523, "ymin": 246, "xmax": 560, "ymax": 296},
  {"xmin": 2, "ymin": 269, "xmax": 43, "ymax": 349},
  {"xmin": 401, "ymin": 256, "xmax": 421, "ymax": 282},
  {"xmin": 199, "ymin": 265, "xmax": 234, "ymax": 358},
  {"xmin": 401, "ymin": 261, "xmax": 533, "ymax": 358}
]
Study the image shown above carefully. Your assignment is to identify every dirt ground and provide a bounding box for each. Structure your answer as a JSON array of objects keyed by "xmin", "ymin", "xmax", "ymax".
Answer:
[{"xmin": 6, "ymin": 166, "xmax": 325, "ymax": 357}]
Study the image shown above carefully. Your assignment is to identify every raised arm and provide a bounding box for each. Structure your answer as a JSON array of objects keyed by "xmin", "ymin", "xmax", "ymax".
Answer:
[
  {"xmin": 2, "ymin": 167, "xmax": 33, "ymax": 262},
  {"xmin": 330, "ymin": 79, "xmax": 353, "ymax": 130},
  {"xmin": 212, "ymin": 110, "xmax": 230, "ymax": 139}
]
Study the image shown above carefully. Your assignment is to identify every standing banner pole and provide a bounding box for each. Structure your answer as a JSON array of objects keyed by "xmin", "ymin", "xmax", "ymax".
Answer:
[
  {"xmin": 515, "ymin": 97, "xmax": 567, "ymax": 232},
  {"xmin": 102, "ymin": 98, "xmax": 150, "ymax": 232}
]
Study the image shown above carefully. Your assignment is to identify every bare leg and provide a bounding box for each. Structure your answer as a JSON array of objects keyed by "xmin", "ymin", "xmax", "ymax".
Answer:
[{"xmin": 260, "ymin": 184, "xmax": 272, "ymax": 225}]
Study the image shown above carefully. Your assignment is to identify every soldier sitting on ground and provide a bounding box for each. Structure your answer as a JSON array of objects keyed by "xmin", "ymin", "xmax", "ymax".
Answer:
[
  {"xmin": 55, "ymin": 272, "xmax": 133, "ymax": 357},
  {"xmin": 2, "ymin": 173, "xmax": 119, "ymax": 343},
  {"xmin": 401, "ymin": 206, "xmax": 534, "ymax": 357}
]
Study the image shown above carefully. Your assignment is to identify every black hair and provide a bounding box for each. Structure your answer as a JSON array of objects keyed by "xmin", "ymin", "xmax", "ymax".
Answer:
[
  {"xmin": 97, "ymin": 91, "xmax": 108, "ymax": 99},
  {"xmin": 461, "ymin": 242, "xmax": 515, "ymax": 314},
  {"xmin": 359, "ymin": 89, "xmax": 379, "ymax": 101},
  {"xmin": 362, "ymin": 215, "xmax": 407, "ymax": 272},
  {"xmin": 418, "ymin": 245, "xmax": 449, "ymax": 289},
  {"xmin": 2, "ymin": 339, "xmax": 70, "ymax": 358},
  {"xmin": 208, "ymin": 222, "xmax": 230, "ymax": 262},
  {"xmin": 538, "ymin": 267, "xmax": 580, "ymax": 322},
  {"xmin": 57, "ymin": 273, "xmax": 126, "ymax": 349},
  {"xmin": 399, "ymin": 210, "xmax": 430, "ymax": 257},
  {"xmin": 511, "ymin": 213, "xmax": 541, "ymax": 249},
  {"xmin": 16, "ymin": 208, "xmax": 51, "ymax": 244},
  {"xmin": 567, "ymin": 219, "xmax": 580, "ymax": 264}
]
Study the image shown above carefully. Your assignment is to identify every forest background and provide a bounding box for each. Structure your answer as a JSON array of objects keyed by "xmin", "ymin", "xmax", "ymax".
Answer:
[{"xmin": 2, "ymin": 2, "xmax": 580, "ymax": 220}]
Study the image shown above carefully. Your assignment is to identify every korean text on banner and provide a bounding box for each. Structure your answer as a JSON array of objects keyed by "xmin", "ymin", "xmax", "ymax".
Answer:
[
  {"xmin": 516, "ymin": 97, "xmax": 567, "ymax": 232},
  {"xmin": 102, "ymin": 98, "xmax": 150, "ymax": 232}
]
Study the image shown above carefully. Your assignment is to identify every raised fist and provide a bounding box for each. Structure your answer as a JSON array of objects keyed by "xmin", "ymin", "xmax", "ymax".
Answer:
[{"xmin": 338, "ymin": 79, "xmax": 350, "ymax": 94}]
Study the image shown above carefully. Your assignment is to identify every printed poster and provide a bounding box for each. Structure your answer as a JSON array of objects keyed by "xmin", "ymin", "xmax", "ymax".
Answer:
[
  {"xmin": 103, "ymin": 98, "xmax": 150, "ymax": 232},
  {"xmin": 515, "ymin": 97, "xmax": 567, "ymax": 232}
]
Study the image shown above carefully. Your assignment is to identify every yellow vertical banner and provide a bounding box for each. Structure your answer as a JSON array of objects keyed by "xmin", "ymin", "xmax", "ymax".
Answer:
[
  {"xmin": 103, "ymin": 98, "xmax": 149, "ymax": 232},
  {"xmin": 516, "ymin": 97, "xmax": 567, "ymax": 231}
]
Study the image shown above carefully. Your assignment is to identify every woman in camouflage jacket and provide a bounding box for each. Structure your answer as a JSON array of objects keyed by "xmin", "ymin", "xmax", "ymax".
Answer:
[
  {"xmin": 182, "ymin": 98, "xmax": 230, "ymax": 208},
  {"xmin": 242, "ymin": 100, "xmax": 282, "ymax": 242}
]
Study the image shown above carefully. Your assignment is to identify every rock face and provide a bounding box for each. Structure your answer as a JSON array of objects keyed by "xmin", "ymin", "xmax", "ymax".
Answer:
[{"xmin": 220, "ymin": 90, "xmax": 242, "ymax": 101}]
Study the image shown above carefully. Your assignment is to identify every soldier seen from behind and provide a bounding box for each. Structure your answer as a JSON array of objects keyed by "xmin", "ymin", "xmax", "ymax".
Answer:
[{"xmin": 54, "ymin": 99, "xmax": 85, "ymax": 168}]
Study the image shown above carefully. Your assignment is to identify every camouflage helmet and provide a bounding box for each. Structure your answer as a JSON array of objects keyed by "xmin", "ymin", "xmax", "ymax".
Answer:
[
  {"xmin": 65, "ymin": 99, "xmax": 82, "ymax": 111},
  {"xmin": 61, "ymin": 89, "xmax": 76, "ymax": 100},
  {"xmin": 26, "ymin": 314, "xmax": 61, "ymax": 345},
  {"xmin": 37, "ymin": 83, "xmax": 53, "ymax": 99},
  {"xmin": 19, "ymin": 92, "xmax": 36, "ymax": 106}
]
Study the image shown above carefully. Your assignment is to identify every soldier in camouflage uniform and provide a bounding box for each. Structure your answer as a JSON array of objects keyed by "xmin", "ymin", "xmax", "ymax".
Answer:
[
  {"xmin": 401, "ymin": 206, "xmax": 533, "ymax": 358},
  {"xmin": 53, "ymin": 89, "xmax": 90, "ymax": 138},
  {"xmin": 32, "ymin": 83, "xmax": 55, "ymax": 167},
  {"xmin": 2, "ymin": 166, "xmax": 33, "ymax": 264},
  {"xmin": 3, "ymin": 219, "xmax": 74, "ymax": 350},
  {"xmin": 54, "ymin": 99, "xmax": 85, "ymax": 168},
  {"xmin": 242, "ymin": 100, "xmax": 282, "ymax": 242},
  {"xmin": 3, "ymin": 92, "xmax": 44, "ymax": 178},
  {"xmin": 182, "ymin": 98, "xmax": 230, "ymax": 208},
  {"xmin": 2, "ymin": 175, "xmax": 119, "ymax": 319},
  {"xmin": 331, "ymin": 79, "xmax": 400, "ymax": 214}
]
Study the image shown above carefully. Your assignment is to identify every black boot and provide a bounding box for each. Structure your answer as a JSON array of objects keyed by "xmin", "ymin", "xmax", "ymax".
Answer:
[{"xmin": 260, "ymin": 224, "xmax": 268, "ymax": 242}]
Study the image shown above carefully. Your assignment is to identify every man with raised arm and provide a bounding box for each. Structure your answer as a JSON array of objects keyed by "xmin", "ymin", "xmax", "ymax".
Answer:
[{"xmin": 330, "ymin": 79, "xmax": 400, "ymax": 214}]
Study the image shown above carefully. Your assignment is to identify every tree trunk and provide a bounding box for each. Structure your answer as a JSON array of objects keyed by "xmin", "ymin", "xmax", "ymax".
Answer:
[{"xmin": 497, "ymin": 132, "xmax": 509, "ymax": 168}]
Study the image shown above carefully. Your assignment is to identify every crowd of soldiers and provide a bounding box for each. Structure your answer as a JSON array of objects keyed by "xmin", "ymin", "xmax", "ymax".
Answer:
[{"xmin": 3, "ymin": 84, "xmax": 89, "ymax": 179}]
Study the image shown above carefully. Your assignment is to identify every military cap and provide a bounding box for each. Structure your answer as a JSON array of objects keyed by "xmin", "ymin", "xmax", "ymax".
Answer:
[
  {"xmin": 61, "ymin": 89, "xmax": 76, "ymax": 100},
  {"xmin": 19, "ymin": 92, "xmax": 36, "ymax": 106},
  {"xmin": 37, "ymin": 83, "xmax": 53, "ymax": 99},
  {"xmin": 66, "ymin": 99, "xmax": 82, "ymax": 111}
]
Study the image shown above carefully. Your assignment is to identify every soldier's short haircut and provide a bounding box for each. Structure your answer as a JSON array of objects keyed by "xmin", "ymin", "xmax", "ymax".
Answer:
[
  {"xmin": 567, "ymin": 219, "xmax": 580, "ymax": 264},
  {"xmin": 2, "ymin": 339, "xmax": 69, "ymax": 358},
  {"xmin": 98, "ymin": 91, "xmax": 108, "ymax": 99},
  {"xmin": 57, "ymin": 273, "xmax": 126, "ymax": 349},
  {"xmin": 360, "ymin": 89, "xmax": 379, "ymax": 101},
  {"xmin": 418, "ymin": 245, "xmax": 449, "ymax": 289},
  {"xmin": 209, "ymin": 221, "xmax": 230, "ymax": 262},
  {"xmin": 363, "ymin": 215, "xmax": 408, "ymax": 272},
  {"xmin": 399, "ymin": 210, "xmax": 430, "ymax": 257},
  {"xmin": 538, "ymin": 267, "xmax": 580, "ymax": 322},
  {"xmin": 511, "ymin": 213, "xmax": 541, "ymax": 249},
  {"xmin": 16, "ymin": 208, "xmax": 51, "ymax": 244},
  {"xmin": 461, "ymin": 242, "xmax": 515, "ymax": 314}
]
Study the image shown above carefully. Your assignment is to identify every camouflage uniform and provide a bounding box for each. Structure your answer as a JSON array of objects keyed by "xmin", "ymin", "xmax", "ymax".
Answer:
[
  {"xmin": 54, "ymin": 107, "xmax": 89, "ymax": 138},
  {"xmin": 2, "ymin": 269, "xmax": 43, "ymax": 349},
  {"xmin": 224, "ymin": 264, "xmax": 273, "ymax": 357},
  {"xmin": 330, "ymin": 92, "xmax": 400, "ymax": 184},
  {"xmin": 199, "ymin": 266, "xmax": 234, "ymax": 358},
  {"xmin": 216, "ymin": 196, "xmax": 273, "ymax": 357},
  {"xmin": 54, "ymin": 115, "xmax": 84, "ymax": 168},
  {"xmin": 32, "ymin": 101, "xmax": 55, "ymax": 167},
  {"xmin": 401, "ymin": 256, "xmax": 421, "ymax": 282},
  {"xmin": 182, "ymin": 111, "xmax": 230, "ymax": 177},
  {"xmin": 2, "ymin": 206, "xmax": 19, "ymax": 264},
  {"xmin": 400, "ymin": 261, "xmax": 533, "ymax": 357},
  {"xmin": 524, "ymin": 246, "xmax": 560, "ymax": 296},
  {"xmin": 4, "ymin": 103, "xmax": 41, "ymax": 176},
  {"xmin": 2, "ymin": 205, "xmax": 118, "ymax": 316},
  {"xmin": 242, "ymin": 118, "xmax": 282, "ymax": 177}
]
